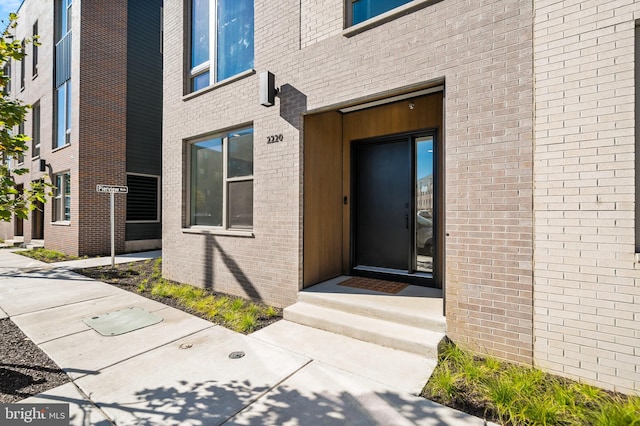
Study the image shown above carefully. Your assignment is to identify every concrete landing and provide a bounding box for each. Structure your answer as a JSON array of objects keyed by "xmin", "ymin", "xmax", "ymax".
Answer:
[{"xmin": 284, "ymin": 276, "xmax": 446, "ymax": 356}]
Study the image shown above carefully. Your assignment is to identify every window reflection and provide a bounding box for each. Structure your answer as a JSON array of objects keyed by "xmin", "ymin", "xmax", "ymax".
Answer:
[
  {"xmin": 352, "ymin": 0, "xmax": 412, "ymax": 25},
  {"xmin": 415, "ymin": 136, "xmax": 433, "ymax": 273}
]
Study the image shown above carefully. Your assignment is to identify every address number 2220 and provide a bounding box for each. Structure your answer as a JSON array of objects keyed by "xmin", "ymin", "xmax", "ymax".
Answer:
[{"xmin": 267, "ymin": 134, "xmax": 284, "ymax": 144}]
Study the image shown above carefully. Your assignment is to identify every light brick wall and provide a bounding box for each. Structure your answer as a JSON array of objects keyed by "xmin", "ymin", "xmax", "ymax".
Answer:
[
  {"xmin": 533, "ymin": 0, "xmax": 640, "ymax": 394},
  {"xmin": 164, "ymin": 0, "xmax": 535, "ymax": 366},
  {"xmin": 300, "ymin": 0, "xmax": 343, "ymax": 48}
]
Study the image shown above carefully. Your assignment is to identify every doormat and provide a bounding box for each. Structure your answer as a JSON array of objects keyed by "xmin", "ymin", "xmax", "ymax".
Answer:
[
  {"xmin": 83, "ymin": 307, "xmax": 163, "ymax": 336},
  {"xmin": 338, "ymin": 277, "xmax": 408, "ymax": 294}
]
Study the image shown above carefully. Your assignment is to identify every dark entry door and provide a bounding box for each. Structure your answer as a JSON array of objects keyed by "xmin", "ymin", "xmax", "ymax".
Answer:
[
  {"xmin": 14, "ymin": 184, "xmax": 24, "ymax": 237},
  {"xmin": 354, "ymin": 139, "xmax": 410, "ymax": 271},
  {"xmin": 32, "ymin": 199, "xmax": 44, "ymax": 239}
]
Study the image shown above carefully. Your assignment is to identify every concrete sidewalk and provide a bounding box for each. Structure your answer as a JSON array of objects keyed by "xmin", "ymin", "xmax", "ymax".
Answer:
[{"xmin": 0, "ymin": 249, "xmax": 495, "ymax": 425}]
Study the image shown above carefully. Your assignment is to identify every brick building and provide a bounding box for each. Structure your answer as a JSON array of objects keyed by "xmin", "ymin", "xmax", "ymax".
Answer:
[
  {"xmin": 162, "ymin": 0, "xmax": 637, "ymax": 394},
  {"xmin": 0, "ymin": 0, "xmax": 163, "ymax": 255}
]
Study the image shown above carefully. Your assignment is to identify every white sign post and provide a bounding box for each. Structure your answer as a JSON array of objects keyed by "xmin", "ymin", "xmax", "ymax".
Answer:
[{"xmin": 96, "ymin": 185, "xmax": 129, "ymax": 268}]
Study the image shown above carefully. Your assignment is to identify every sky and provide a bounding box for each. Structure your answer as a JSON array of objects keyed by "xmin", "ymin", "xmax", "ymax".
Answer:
[
  {"xmin": 0, "ymin": 0, "xmax": 23, "ymax": 26},
  {"xmin": 417, "ymin": 138, "xmax": 434, "ymax": 180}
]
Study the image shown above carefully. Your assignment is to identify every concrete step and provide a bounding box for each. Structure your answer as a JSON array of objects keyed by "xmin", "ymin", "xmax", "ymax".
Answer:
[
  {"xmin": 25, "ymin": 240, "xmax": 45, "ymax": 250},
  {"xmin": 284, "ymin": 301, "xmax": 445, "ymax": 357},
  {"xmin": 298, "ymin": 288, "xmax": 446, "ymax": 333},
  {"xmin": 3, "ymin": 237, "xmax": 25, "ymax": 247}
]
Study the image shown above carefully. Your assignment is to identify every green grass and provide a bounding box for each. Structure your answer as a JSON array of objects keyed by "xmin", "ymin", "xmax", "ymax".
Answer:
[
  {"xmin": 135, "ymin": 259, "xmax": 280, "ymax": 334},
  {"xmin": 422, "ymin": 339, "xmax": 640, "ymax": 426},
  {"xmin": 17, "ymin": 248, "xmax": 85, "ymax": 263}
]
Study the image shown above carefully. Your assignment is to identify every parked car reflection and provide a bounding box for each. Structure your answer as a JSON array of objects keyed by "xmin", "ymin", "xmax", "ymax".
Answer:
[{"xmin": 416, "ymin": 210, "xmax": 433, "ymax": 256}]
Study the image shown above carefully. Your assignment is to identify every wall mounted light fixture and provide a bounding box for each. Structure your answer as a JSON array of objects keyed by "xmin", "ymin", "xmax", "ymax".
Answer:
[{"xmin": 259, "ymin": 71, "xmax": 279, "ymax": 107}]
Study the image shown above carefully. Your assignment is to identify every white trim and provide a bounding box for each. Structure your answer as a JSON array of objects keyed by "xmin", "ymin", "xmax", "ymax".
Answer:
[
  {"xmin": 183, "ymin": 69, "xmax": 255, "ymax": 100},
  {"xmin": 182, "ymin": 227, "xmax": 254, "ymax": 238}
]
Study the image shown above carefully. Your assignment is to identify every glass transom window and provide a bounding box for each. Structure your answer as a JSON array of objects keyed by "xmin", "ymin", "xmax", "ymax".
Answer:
[
  {"xmin": 189, "ymin": 127, "xmax": 253, "ymax": 229},
  {"xmin": 190, "ymin": 0, "xmax": 254, "ymax": 92}
]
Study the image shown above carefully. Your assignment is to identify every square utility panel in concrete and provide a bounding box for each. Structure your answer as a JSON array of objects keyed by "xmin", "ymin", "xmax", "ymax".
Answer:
[{"xmin": 84, "ymin": 307, "xmax": 162, "ymax": 336}]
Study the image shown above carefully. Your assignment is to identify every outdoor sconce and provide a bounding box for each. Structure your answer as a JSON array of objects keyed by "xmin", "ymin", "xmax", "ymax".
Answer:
[
  {"xmin": 259, "ymin": 71, "xmax": 279, "ymax": 107},
  {"xmin": 39, "ymin": 159, "xmax": 47, "ymax": 172}
]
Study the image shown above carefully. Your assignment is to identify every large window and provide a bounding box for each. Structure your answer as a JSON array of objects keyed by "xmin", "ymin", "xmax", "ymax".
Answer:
[
  {"xmin": 54, "ymin": 80, "xmax": 71, "ymax": 148},
  {"xmin": 31, "ymin": 103, "xmax": 40, "ymax": 158},
  {"xmin": 189, "ymin": 127, "xmax": 253, "ymax": 229},
  {"xmin": 346, "ymin": 0, "xmax": 412, "ymax": 26},
  {"xmin": 53, "ymin": 172, "xmax": 70, "ymax": 222},
  {"xmin": 189, "ymin": 0, "xmax": 254, "ymax": 92},
  {"xmin": 126, "ymin": 174, "xmax": 160, "ymax": 222}
]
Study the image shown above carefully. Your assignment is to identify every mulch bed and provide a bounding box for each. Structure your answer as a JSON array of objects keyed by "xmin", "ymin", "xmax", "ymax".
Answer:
[
  {"xmin": 0, "ymin": 318, "xmax": 70, "ymax": 403},
  {"xmin": 75, "ymin": 259, "xmax": 282, "ymax": 333}
]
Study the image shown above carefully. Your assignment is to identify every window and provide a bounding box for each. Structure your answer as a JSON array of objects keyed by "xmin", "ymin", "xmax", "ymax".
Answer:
[
  {"xmin": 16, "ymin": 123, "xmax": 24, "ymax": 164},
  {"xmin": 346, "ymin": 0, "xmax": 412, "ymax": 26},
  {"xmin": 32, "ymin": 22, "xmax": 38, "ymax": 77},
  {"xmin": 189, "ymin": 127, "xmax": 253, "ymax": 229},
  {"xmin": 1, "ymin": 63, "xmax": 9, "ymax": 95},
  {"xmin": 54, "ymin": 80, "xmax": 71, "ymax": 148},
  {"xmin": 19, "ymin": 40, "xmax": 25, "ymax": 90},
  {"xmin": 127, "ymin": 174, "xmax": 160, "ymax": 222},
  {"xmin": 56, "ymin": 0, "xmax": 72, "ymax": 41},
  {"xmin": 189, "ymin": 0, "xmax": 254, "ymax": 92},
  {"xmin": 53, "ymin": 172, "xmax": 70, "ymax": 222},
  {"xmin": 32, "ymin": 103, "xmax": 40, "ymax": 158}
]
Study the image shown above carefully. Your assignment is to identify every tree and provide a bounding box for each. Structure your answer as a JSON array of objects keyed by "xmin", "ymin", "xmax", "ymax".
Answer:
[{"xmin": 0, "ymin": 14, "xmax": 49, "ymax": 222}]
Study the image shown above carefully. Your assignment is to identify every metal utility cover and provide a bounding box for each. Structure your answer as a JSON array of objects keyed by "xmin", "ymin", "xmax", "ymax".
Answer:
[{"xmin": 84, "ymin": 307, "xmax": 163, "ymax": 336}]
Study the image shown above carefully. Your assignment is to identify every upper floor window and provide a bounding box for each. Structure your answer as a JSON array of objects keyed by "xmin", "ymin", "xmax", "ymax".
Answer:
[
  {"xmin": 56, "ymin": 0, "xmax": 72, "ymax": 42},
  {"xmin": 16, "ymin": 122, "xmax": 24, "ymax": 164},
  {"xmin": 1, "ymin": 64, "xmax": 9, "ymax": 95},
  {"xmin": 189, "ymin": 0, "xmax": 254, "ymax": 92},
  {"xmin": 346, "ymin": 0, "xmax": 412, "ymax": 26},
  {"xmin": 32, "ymin": 22, "xmax": 39, "ymax": 77},
  {"xmin": 54, "ymin": 80, "xmax": 71, "ymax": 149},
  {"xmin": 32, "ymin": 103, "xmax": 40, "ymax": 158},
  {"xmin": 19, "ymin": 40, "xmax": 25, "ymax": 90}
]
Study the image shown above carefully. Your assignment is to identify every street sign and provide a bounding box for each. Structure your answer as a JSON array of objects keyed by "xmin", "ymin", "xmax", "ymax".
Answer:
[
  {"xmin": 96, "ymin": 184, "xmax": 128, "ymax": 267},
  {"xmin": 97, "ymin": 185, "xmax": 128, "ymax": 193}
]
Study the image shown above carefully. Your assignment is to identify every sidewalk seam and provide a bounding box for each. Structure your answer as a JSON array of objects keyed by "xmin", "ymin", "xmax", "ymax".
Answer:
[{"xmin": 220, "ymin": 358, "xmax": 314, "ymax": 426}]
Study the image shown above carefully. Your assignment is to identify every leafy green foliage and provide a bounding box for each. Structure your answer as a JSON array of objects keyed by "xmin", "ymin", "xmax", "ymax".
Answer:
[
  {"xmin": 422, "ymin": 340, "xmax": 640, "ymax": 425},
  {"xmin": 16, "ymin": 248, "xmax": 83, "ymax": 262},
  {"xmin": 0, "ymin": 14, "xmax": 51, "ymax": 221},
  {"xmin": 114, "ymin": 258, "xmax": 282, "ymax": 334}
]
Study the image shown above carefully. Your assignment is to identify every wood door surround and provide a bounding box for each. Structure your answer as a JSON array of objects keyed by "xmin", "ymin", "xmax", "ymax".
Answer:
[{"xmin": 303, "ymin": 91, "xmax": 443, "ymax": 288}]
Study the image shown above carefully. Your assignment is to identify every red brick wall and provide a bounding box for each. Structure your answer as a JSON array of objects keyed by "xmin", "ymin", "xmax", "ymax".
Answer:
[{"xmin": 77, "ymin": 0, "xmax": 128, "ymax": 255}]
